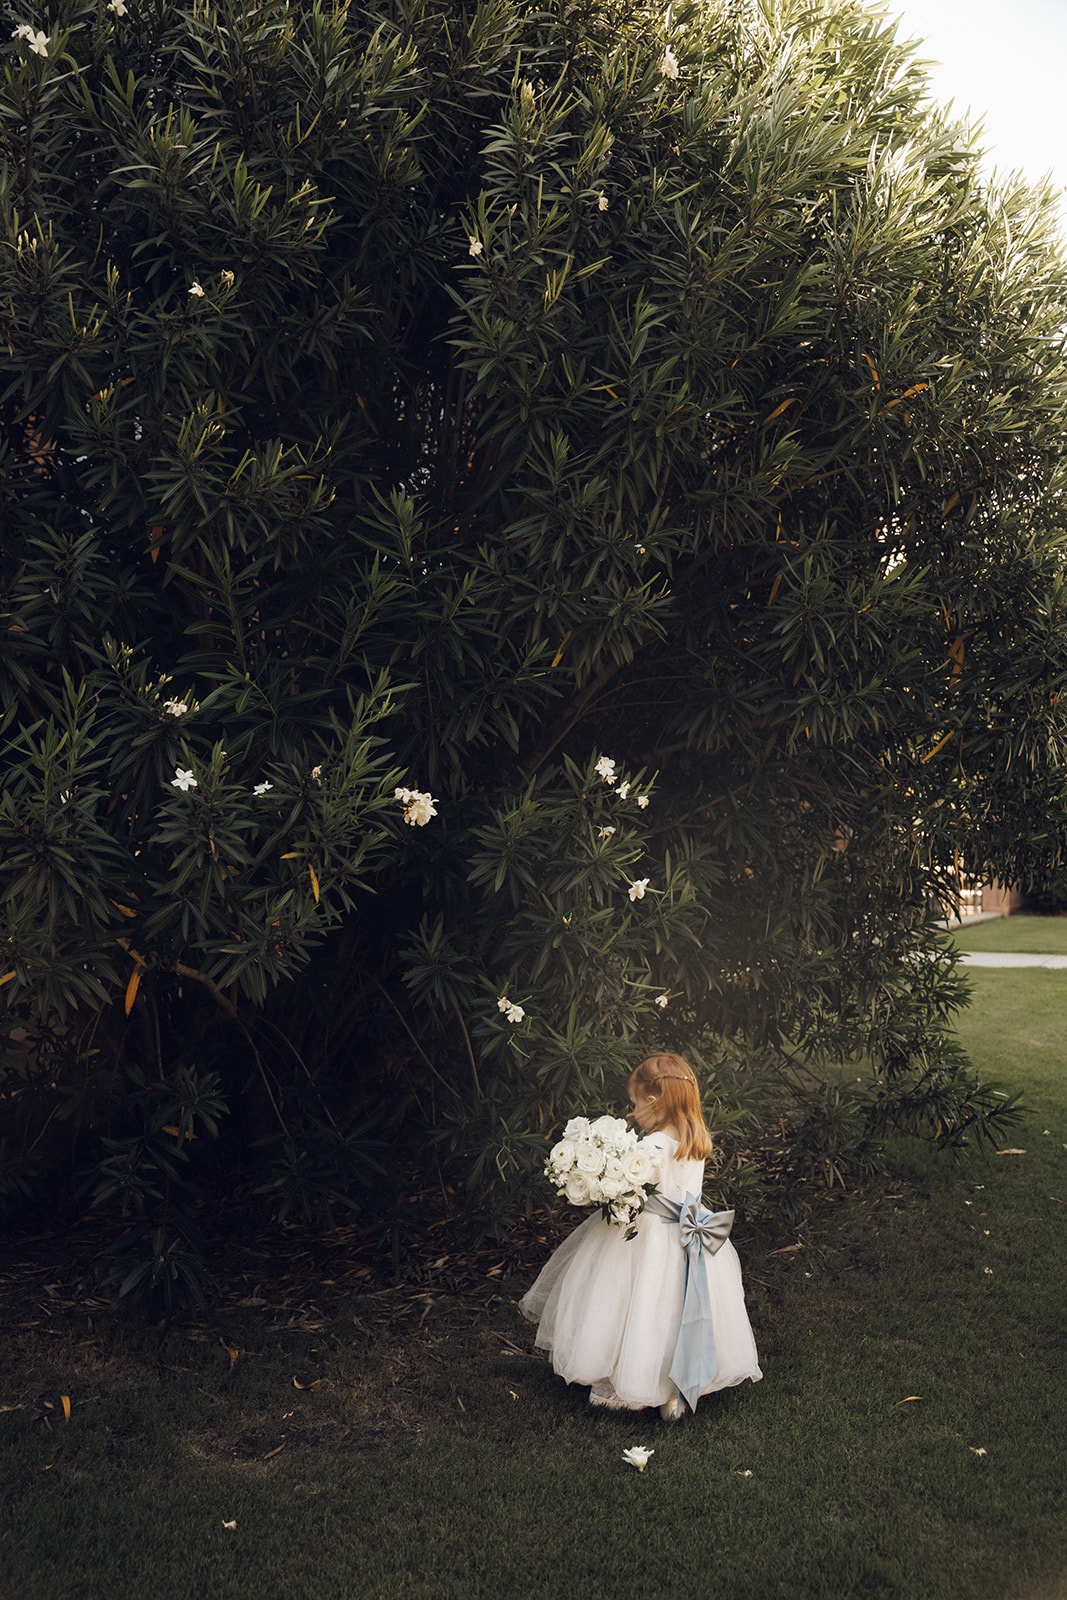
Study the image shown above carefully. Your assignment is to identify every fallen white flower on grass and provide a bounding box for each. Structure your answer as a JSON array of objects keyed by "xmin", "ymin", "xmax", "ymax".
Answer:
[
  {"xmin": 996, "ymin": 1148, "xmax": 1026, "ymax": 1156},
  {"xmin": 983, "ymin": 1267, "xmax": 994, "ymax": 1275},
  {"xmin": 622, "ymin": 1446, "xmax": 653, "ymax": 1472},
  {"xmin": 171, "ymin": 767, "xmax": 197, "ymax": 791},
  {"xmin": 394, "ymin": 786, "xmax": 437, "ymax": 826},
  {"xmin": 222, "ymin": 1519, "xmax": 237, "ymax": 1530},
  {"xmin": 497, "ymin": 996, "xmax": 525, "ymax": 1025},
  {"xmin": 594, "ymin": 755, "xmax": 617, "ymax": 783},
  {"xmin": 736, "ymin": 1470, "xmax": 753, "ymax": 1478},
  {"xmin": 252, "ymin": 781, "xmax": 273, "ymax": 796},
  {"xmin": 628, "ymin": 878, "xmax": 649, "ymax": 901},
  {"xmin": 969, "ymin": 1447, "xmax": 987, "ymax": 1458}
]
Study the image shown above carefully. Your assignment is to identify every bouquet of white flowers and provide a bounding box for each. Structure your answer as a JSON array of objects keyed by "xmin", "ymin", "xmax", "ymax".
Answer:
[{"xmin": 545, "ymin": 1115, "xmax": 658, "ymax": 1237}]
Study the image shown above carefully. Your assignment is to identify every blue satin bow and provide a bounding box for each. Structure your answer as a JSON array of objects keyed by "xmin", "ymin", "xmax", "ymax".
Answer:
[{"xmin": 644, "ymin": 1192, "xmax": 734, "ymax": 1414}]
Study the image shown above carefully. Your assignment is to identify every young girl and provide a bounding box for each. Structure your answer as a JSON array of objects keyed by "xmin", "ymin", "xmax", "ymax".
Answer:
[{"xmin": 519, "ymin": 1053, "xmax": 762, "ymax": 1419}]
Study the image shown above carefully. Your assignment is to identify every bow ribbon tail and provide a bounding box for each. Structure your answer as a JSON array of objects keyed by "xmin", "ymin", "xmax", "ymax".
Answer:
[{"xmin": 669, "ymin": 1231, "xmax": 718, "ymax": 1412}]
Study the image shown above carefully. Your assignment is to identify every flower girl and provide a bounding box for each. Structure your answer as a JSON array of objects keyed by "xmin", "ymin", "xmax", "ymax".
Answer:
[{"xmin": 519, "ymin": 1053, "xmax": 762, "ymax": 1419}]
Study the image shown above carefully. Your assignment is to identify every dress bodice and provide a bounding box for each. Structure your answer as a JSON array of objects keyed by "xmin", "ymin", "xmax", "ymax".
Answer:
[{"xmin": 643, "ymin": 1132, "xmax": 705, "ymax": 1203}]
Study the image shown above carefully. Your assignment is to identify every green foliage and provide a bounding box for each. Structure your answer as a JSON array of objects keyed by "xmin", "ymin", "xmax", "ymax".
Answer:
[{"xmin": 2, "ymin": 0, "xmax": 1062, "ymax": 1269}]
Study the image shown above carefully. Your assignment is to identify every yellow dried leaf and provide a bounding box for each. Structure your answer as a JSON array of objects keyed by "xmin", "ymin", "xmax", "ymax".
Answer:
[
  {"xmin": 60, "ymin": 1395, "xmax": 71, "ymax": 1423},
  {"xmin": 228, "ymin": 1347, "xmax": 239, "ymax": 1371},
  {"xmin": 308, "ymin": 863, "xmax": 320, "ymax": 904},
  {"xmin": 885, "ymin": 382, "xmax": 929, "ymax": 409},
  {"xmin": 124, "ymin": 969, "xmax": 141, "ymax": 1016},
  {"xmin": 894, "ymin": 1396, "xmax": 922, "ymax": 1405},
  {"xmin": 0, "ymin": 971, "xmax": 16, "ymax": 988},
  {"xmin": 761, "ymin": 397, "xmax": 797, "ymax": 425}
]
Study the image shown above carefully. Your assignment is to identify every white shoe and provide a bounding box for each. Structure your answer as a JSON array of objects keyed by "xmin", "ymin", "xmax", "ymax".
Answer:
[{"xmin": 659, "ymin": 1394, "xmax": 686, "ymax": 1422}]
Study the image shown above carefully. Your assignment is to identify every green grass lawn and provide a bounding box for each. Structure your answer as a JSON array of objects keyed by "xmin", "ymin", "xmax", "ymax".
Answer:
[
  {"xmin": 2, "ymin": 967, "xmax": 1066, "ymax": 1600},
  {"xmin": 951, "ymin": 913, "xmax": 1067, "ymax": 954}
]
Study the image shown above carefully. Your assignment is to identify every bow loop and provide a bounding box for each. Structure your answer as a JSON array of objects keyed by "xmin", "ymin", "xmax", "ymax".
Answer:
[{"xmin": 678, "ymin": 1194, "xmax": 734, "ymax": 1257}]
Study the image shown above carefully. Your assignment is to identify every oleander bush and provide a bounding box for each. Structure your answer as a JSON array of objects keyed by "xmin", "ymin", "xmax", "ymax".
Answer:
[{"xmin": 3, "ymin": 0, "xmax": 1067, "ymax": 1307}]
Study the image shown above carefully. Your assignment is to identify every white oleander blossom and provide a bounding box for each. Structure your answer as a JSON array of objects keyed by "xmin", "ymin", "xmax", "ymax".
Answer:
[
  {"xmin": 636, "ymin": 793, "xmax": 649, "ymax": 808},
  {"xmin": 622, "ymin": 1446, "xmax": 654, "ymax": 1471},
  {"xmin": 394, "ymin": 786, "xmax": 438, "ymax": 826},
  {"xmin": 594, "ymin": 755, "xmax": 617, "ymax": 783},
  {"xmin": 162, "ymin": 699, "xmax": 190, "ymax": 717},
  {"xmin": 654, "ymin": 994, "xmax": 669, "ymax": 1009},
  {"xmin": 659, "ymin": 47, "xmax": 679, "ymax": 79},
  {"xmin": 171, "ymin": 767, "xmax": 197, "ymax": 791},
  {"xmin": 468, "ymin": 236, "xmax": 483, "ymax": 258},
  {"xmin": 311, "ymin": 765, "xmax": 323, "ymax": 782},
  {"xmin": 188, "ymin": 281, "xmax": 205, "ymax": 297},
  {"xmin": 597, "ymin": 192, "xmax": 609, "ymax": 211},
  {"xmin": 496, "ymin": 996, "xmax": 525, "ymax": 1024},
  {"xmin": 628, "ymin": 878, "xmax": 650, "ymax": 901},
  {"xmin": 108, "ymin": 0, "xmax": 128, "ymax": 14},
  {"xmin": 252, "ymin": 781, "xmax": 273, "ymax": 796},
  {"xmin": 13, "ymin": 23, "xmax": 49, "ymax": 55},
  {"xmin": 617, "ymin": 781, "xmax": 631, "ymax": 800},
  {"xmin": 219, "ymin": 268, "xmax": 234, "ymax": 287},
  {"xmin": 598, "ymin": 826, "xmax": 616, "ymax": 838}
]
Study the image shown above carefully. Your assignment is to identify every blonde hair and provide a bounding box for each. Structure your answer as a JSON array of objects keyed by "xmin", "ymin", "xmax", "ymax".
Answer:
[{"xmin": 627, "ymin": 1052, "xmax": 712, "ymax": 1162}]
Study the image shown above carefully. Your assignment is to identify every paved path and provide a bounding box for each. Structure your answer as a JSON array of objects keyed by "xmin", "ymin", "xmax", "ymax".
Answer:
[{"xmin": 959, "ymin": 952, "xmax": 1067, "ymax": 968}]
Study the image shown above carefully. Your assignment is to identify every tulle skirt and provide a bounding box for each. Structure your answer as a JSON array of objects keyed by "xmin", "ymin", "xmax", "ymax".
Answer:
[{"xmin": 519, "ymin": 1208, "xmax": 762, "ymax": 1409}]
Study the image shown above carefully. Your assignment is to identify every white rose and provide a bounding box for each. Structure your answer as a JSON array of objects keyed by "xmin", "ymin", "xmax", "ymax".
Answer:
[
  {"xmin": 563, "ymin": 1117, "xmax": 590, "ymax": 1140},
  {"xmin": 624, "ymin": 1149, "xmax": 654, "ymax": 1187},
  {"xmin": 597, "ymin": 1173, "xmax": 626, "ymax": 1200},
  {"xmin": 564, "ymin": 1171, "xmax": 592, "ymax": 1205},
  {"xmin": 549, "ymin": 1139, "xmax": 579, "ymax": 1173},
  {"xmin": 590, "ymin": 1114, "xmax": 624, "ymax": 1139},
  {"xmin": 576, "ymin": 1145, "xmax": 604, "ymax": 1175}
]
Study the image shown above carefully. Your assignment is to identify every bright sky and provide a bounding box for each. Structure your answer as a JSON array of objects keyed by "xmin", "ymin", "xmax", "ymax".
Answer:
[{"xmin": 888, "ymin": 0, "xmax": 1067, "ymax": 224}]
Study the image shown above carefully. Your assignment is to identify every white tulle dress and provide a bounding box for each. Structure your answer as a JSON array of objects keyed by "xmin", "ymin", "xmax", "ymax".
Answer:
[{"xmin": 519, "ymin": 1132, "xmax": 762, "ymax": 1410}]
